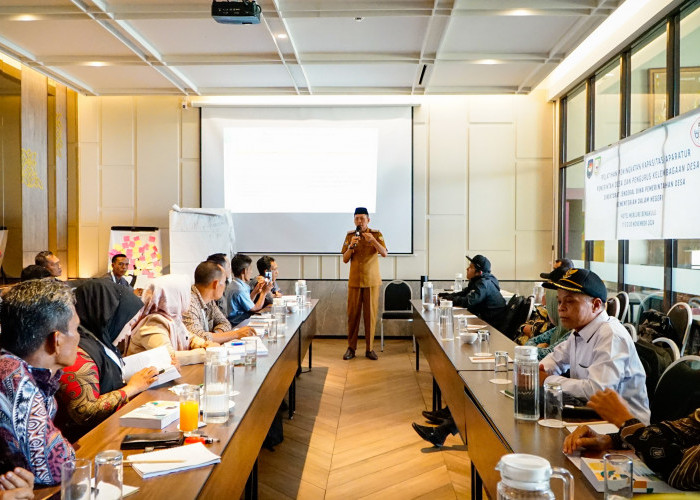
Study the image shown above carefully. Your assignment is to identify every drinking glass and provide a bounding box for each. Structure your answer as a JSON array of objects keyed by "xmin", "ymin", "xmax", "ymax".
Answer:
[
  {"xmin": 492, "ymin": 350, "xmax": 509, "ymax": 384},
  {"xmin": 539, "ymin": 382, "xmax": 564, "ymax": 428},
  {"xmin": 179, "ymin": 384, "xmax": 200, "ymax": 435},
  {"xmin": 305, "ymin": 290, "xmax": 312, "ymax": 308},
  {"xmin": 457, "ymin": 316, "xmax": 469, "ymax": 334},
  {"xmin": 603, "ymin": 454, "xmax": 634, "ymax": 499},
  {"xmin": 94, "ymin": 450, "xmax": 123, "ymax": 500},
  {"xmin": 61, "ymin": 459, "xmax": 91, "ymax": 500},
  {"xmin": 476, "ymin": 330, "xmax": 490, "ymax": 356},
  {"xmin": 244, "ymin": 337, "xmax": 257, "ymax": 366},
  {"xmin": 226, "ymin": 345, "xmax": 237, "ymax": 402},
  {"xmin": 268, "ymin": 318, "xmax": 278, "ymax": 343}
]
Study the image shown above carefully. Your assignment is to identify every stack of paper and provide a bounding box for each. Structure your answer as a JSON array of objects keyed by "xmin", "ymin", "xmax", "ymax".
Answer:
[
  {"xmin": 129, "ymin": 442, "xmax": 221, "ymax": 478},
  {"xmin": 119, "ymin": 401, "xmax": 180, "ymax": 429}
]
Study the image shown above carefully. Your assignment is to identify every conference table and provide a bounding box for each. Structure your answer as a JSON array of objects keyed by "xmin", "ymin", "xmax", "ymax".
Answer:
[
  {"xmin": 37, "ymin": 300, "xmax": 318, "ymax": 500},
  {"xmin": 411, "ymin": 300, "xmax": 599, "ymax": 500}
]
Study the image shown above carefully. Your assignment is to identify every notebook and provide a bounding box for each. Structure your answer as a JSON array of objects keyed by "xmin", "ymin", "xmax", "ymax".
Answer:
[
  {"xmin": 119, "ymin": 401, "xmax": 180, "ymax": 429},
  {"xmin": 129, "ymin": 442, "xmax": 221, "ymax": 478}
]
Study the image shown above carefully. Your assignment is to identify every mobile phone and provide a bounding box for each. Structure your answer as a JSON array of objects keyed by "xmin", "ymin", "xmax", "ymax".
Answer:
[{"xmin": 265, "ymin": 271, "xmax": 272, "ymax": 282}]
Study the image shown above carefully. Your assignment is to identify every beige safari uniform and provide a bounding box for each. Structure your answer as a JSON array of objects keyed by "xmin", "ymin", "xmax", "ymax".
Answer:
[{"xmin": 341, "ymin": 228, "xmax": 386, "ymax": 351}]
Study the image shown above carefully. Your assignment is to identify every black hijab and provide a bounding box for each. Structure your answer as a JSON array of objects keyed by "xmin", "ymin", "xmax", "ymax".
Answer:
[{"xmin": 74, "ymin": 279, "xmax": 144, "ymax": 393}]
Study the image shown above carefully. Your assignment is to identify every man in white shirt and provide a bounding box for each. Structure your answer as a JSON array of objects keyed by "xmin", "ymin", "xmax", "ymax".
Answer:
[{"xmin": 539, "ymin": 268, "xmax": 650, "ymax": 424}]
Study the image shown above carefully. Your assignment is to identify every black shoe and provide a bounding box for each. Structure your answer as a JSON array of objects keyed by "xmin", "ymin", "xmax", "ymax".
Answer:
[
  {"xmin": 343, "ymin": 348, "xmax": 355, "ymax": 360},
  {"xmin": 422, "ymin": 407, "xmax": 452, "ymax": 423},
  {"xmin": 365, "ymin": 350, "xmax": 378, "ymax": 360},
  {"xmin": 412, "ymin": 422, "xmax": 450, "ymax": 447}
]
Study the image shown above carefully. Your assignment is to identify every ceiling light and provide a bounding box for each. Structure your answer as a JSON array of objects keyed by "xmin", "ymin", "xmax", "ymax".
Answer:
[
  {"xmin": 474, "ymin": 59, "xmax": 501, "ymax": 65},
  {"xmin": 12, "ymin": 14, "xmax": 40, "ymax": 21},
  {"xmin": 505, "ymin": 9, "xmax": 535, "ymax": 16},
  {"xmin": 276, "ymin": 33, "xmax": 287, "ymax": 39},
  {"xmin": 85, "ymin": 61, "xmax": 109, "ymax": 67},
  {"xmin": 354, "ymin": 17, "xmax": 364, "ymax": 22}
]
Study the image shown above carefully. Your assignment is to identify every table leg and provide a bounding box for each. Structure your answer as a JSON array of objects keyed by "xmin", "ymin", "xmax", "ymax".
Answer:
[
  {"xmin": 308, "ymin": 342, "xmax": 312, "ymax": 371},
  {"xmin": 245, "ymin": 459, "xmax": 258, "ymax": 500},
  {"xmin": 471, "ymin": 462, "xmax": 483, "ymax": 500},
  {"xmin": 415, "ymin": 341, "xmax": 420, "ymax": 371},
  {"xmin": 288, "ymin": 378, "xmax": 296, "ymax": 419},
  {"xmin": 432, "ymin": 377, "xmax": 442, "ymax": 411}
]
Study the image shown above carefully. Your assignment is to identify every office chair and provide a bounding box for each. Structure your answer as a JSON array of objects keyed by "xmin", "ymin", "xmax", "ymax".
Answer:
[{"xmin": 380, "ymin": 280, "xmax": 413, "ymax": 352}]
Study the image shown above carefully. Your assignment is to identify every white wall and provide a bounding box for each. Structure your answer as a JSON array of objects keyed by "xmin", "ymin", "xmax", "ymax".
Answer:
[{"xmin": 77, "ymin": 92, "xmax": 555, "ymax": 280}]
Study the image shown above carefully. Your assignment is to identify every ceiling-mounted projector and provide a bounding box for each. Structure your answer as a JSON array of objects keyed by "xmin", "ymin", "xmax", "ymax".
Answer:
[{"xmin": 212, "ymin": 1, "xmax": 261, "ymax": 24}]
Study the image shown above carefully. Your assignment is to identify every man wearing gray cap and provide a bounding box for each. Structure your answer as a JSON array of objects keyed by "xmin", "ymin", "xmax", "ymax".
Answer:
[{"xmin": 341, "ymin": 207, "xmax": 387, "ymax": 360}]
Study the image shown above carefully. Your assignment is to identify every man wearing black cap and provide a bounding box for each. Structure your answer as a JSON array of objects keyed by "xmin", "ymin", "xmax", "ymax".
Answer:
[
  {"xmin": 539, "ymin": 268, "xmax": 650, "ymax": 423},
  {"xmin": 439, "ymin": 254, "xmax": 506, "ymax": 328},
  {"xmin": 341, "ymin": 207, "xmax": 387, "ymax": 360}
]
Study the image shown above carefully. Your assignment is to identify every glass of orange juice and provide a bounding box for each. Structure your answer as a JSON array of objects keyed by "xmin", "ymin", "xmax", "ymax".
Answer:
[{"xmin": 179, "ymin": 384, "xmax": 200, "ymax": 435}]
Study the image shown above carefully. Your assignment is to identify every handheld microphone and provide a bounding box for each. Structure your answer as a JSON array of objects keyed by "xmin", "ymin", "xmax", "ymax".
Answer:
[{"xmin": 352, "ymin": 225, "xmax": 361, "ymax": 248}]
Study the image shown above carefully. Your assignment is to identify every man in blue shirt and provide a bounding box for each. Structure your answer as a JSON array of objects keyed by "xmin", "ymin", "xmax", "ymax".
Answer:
[{"xmin": 225, "ymin": 253, "xmax": 273, "ymax": 326}]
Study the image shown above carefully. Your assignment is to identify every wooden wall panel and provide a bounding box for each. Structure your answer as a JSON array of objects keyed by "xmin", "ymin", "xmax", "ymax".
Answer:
[
  {"xmin": 0, "ymin": 94, "xmax": 22, "ymax": 277},
  {"xmin": 55, "ymin": 85, "xmax": 68, "ymax": 254},
  {"xmin": 20, "ymin": 66, "xmax": 48, "ymax": 267}
]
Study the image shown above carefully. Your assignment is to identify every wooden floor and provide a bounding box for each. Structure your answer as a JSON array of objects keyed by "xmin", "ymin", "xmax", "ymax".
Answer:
[{"xmin": 258, "ymin": 338, "xmax": 471, "ymax": 499}]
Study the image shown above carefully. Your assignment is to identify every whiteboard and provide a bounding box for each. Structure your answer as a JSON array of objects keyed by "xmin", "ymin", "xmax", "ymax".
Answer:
[{"xmin": 169, "ymin": 207, "xmax": 236, "ymax": 278}]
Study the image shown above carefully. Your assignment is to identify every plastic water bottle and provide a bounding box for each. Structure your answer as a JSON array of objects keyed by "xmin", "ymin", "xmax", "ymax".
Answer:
[
  {"xmin": 454, "ymin": 273, "xmax": 464, "ymax": 292},
  {"xmin": 514, "ymin": 346, "xmax": 539, "ymax": 421}
]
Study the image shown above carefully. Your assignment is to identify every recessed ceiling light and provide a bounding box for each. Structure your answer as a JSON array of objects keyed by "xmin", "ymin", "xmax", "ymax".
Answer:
[
  {"xmin": 505, "ymin": 9, "xmax": 534, "ymax": 16},
  {"xmin": 354, "ymin": 17, "xmax": 364, "ymax": 22},
  {"xmin": 13, "ymin": 14, "xmax": 40, "ymax": 21},
  {"xmin": 85, "ymin": 61, "xmax": 109, "ymax": 67},
  {"xmin": 475, "ymin": 59, "xmax": 501, "ymax": 65},
  {"xmin": 276, "ymin": 33, "xmax": 288, "ymax": 39}
]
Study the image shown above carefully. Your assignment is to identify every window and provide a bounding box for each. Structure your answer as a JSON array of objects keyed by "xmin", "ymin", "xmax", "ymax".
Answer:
[
  {"xmin": 590, "ymin": 241, "xmax": 618, "ymax": 292},
  {"xmin": 626, "ymin": 239, "xmax": 665, "ymax": 320},
  {"xmin": 563, "ymin": 162, "xmax": 585, "ymax": 265},
  {"xmin": 630, "ymin": 26, "xmax": 667, "ymax": 135},
  {"xmin": 565, "ymin": 86, "xmax": 586, "ymax": 161},
  {"xmin": 594, "ymin": 59, "xmax": 621, "ymax": 149},
  {"xmin": 680, "ymin": 1, "xmax": 700, "ymax": 115}
]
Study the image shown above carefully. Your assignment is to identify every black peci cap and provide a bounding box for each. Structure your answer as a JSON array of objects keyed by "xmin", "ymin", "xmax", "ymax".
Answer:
[
  {"xmin": 354, "ymin": 207, "xmax": 369, "ymax": 216},
  {"xmin": 540, "ymin": 258, "xmax": 575, "ymax": 280}
]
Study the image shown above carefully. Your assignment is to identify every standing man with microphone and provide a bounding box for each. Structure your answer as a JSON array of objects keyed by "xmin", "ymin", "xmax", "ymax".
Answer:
[{"xmin": 341, "ymin": 207, "xmax": 387, "ymax": 360}]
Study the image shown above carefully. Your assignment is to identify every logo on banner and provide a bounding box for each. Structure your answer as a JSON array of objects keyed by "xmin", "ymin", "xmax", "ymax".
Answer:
[
  {"xmin": 586, "ymin": 156, "xmax": 601, "ymax": 179},
  {"xmin": 691, "ymin": 117, "xmax": 700, "ymax": 147}
]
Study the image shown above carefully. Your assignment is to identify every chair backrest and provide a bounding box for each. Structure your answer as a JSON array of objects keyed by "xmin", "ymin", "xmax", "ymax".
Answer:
[
  {"xmin": 623, "ymin": 322, "xmax": 638, "ymax": 342},
  {"xmin": 688, "ymin": 297, "xmax": 700, "ymax": 310},
  {"xmin": 383, "ymin": 280, "xmax": 412, "ymax": 312},
  {"xmin": 636, "ymin": 292, "xmax": 664, "ymax": 325},
  {"xmin": 616, "ymin": 291, "xmax": 630, "ymax": 322},
  {"xmin": 606, "ymin": 297, "xmax": 620, "ymax": 318},
  {"xmin": 650, "ymin": 355, "xmax": 700, "ymax": 424},
  {"xmin": 667, "ymin": 302, "xmax": 693, "ymax": 356}
]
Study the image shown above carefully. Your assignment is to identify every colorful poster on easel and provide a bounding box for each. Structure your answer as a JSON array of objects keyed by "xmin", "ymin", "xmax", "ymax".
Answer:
[
  {"xmin": 108, "ymin": 227, "xmax": 162, "ymax": 279},
  {"xmin": 0, "ymin": 228, "xmax": 7, "ymax": 273}
]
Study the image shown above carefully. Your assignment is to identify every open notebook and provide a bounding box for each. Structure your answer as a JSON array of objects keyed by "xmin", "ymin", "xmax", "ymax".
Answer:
[
  {"xmin": 129, "ymin": 442, "xmax": 221, "ymax": 478},
  {"xmin": 122, "ymin": 345, "xmax": 180, "ymax": 388}
]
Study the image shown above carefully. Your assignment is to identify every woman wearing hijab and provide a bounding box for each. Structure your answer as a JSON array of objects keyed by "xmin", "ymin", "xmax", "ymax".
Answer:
[
  {"xmin": 525, "ymin": 288, "xmax": 572, "ymax": 360},
  {"xmin": 126, "ymin": 274, "xmax": 218, "ymax": 364},
  {"xmin": 56, "ymin": 279, "xmax": 159, "ymax": 441}
]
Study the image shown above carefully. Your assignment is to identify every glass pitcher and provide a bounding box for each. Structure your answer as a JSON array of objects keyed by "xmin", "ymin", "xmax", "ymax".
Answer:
[{"xmin": 496, "ymin": 454, "xmax": 573, "ymax": 500}]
